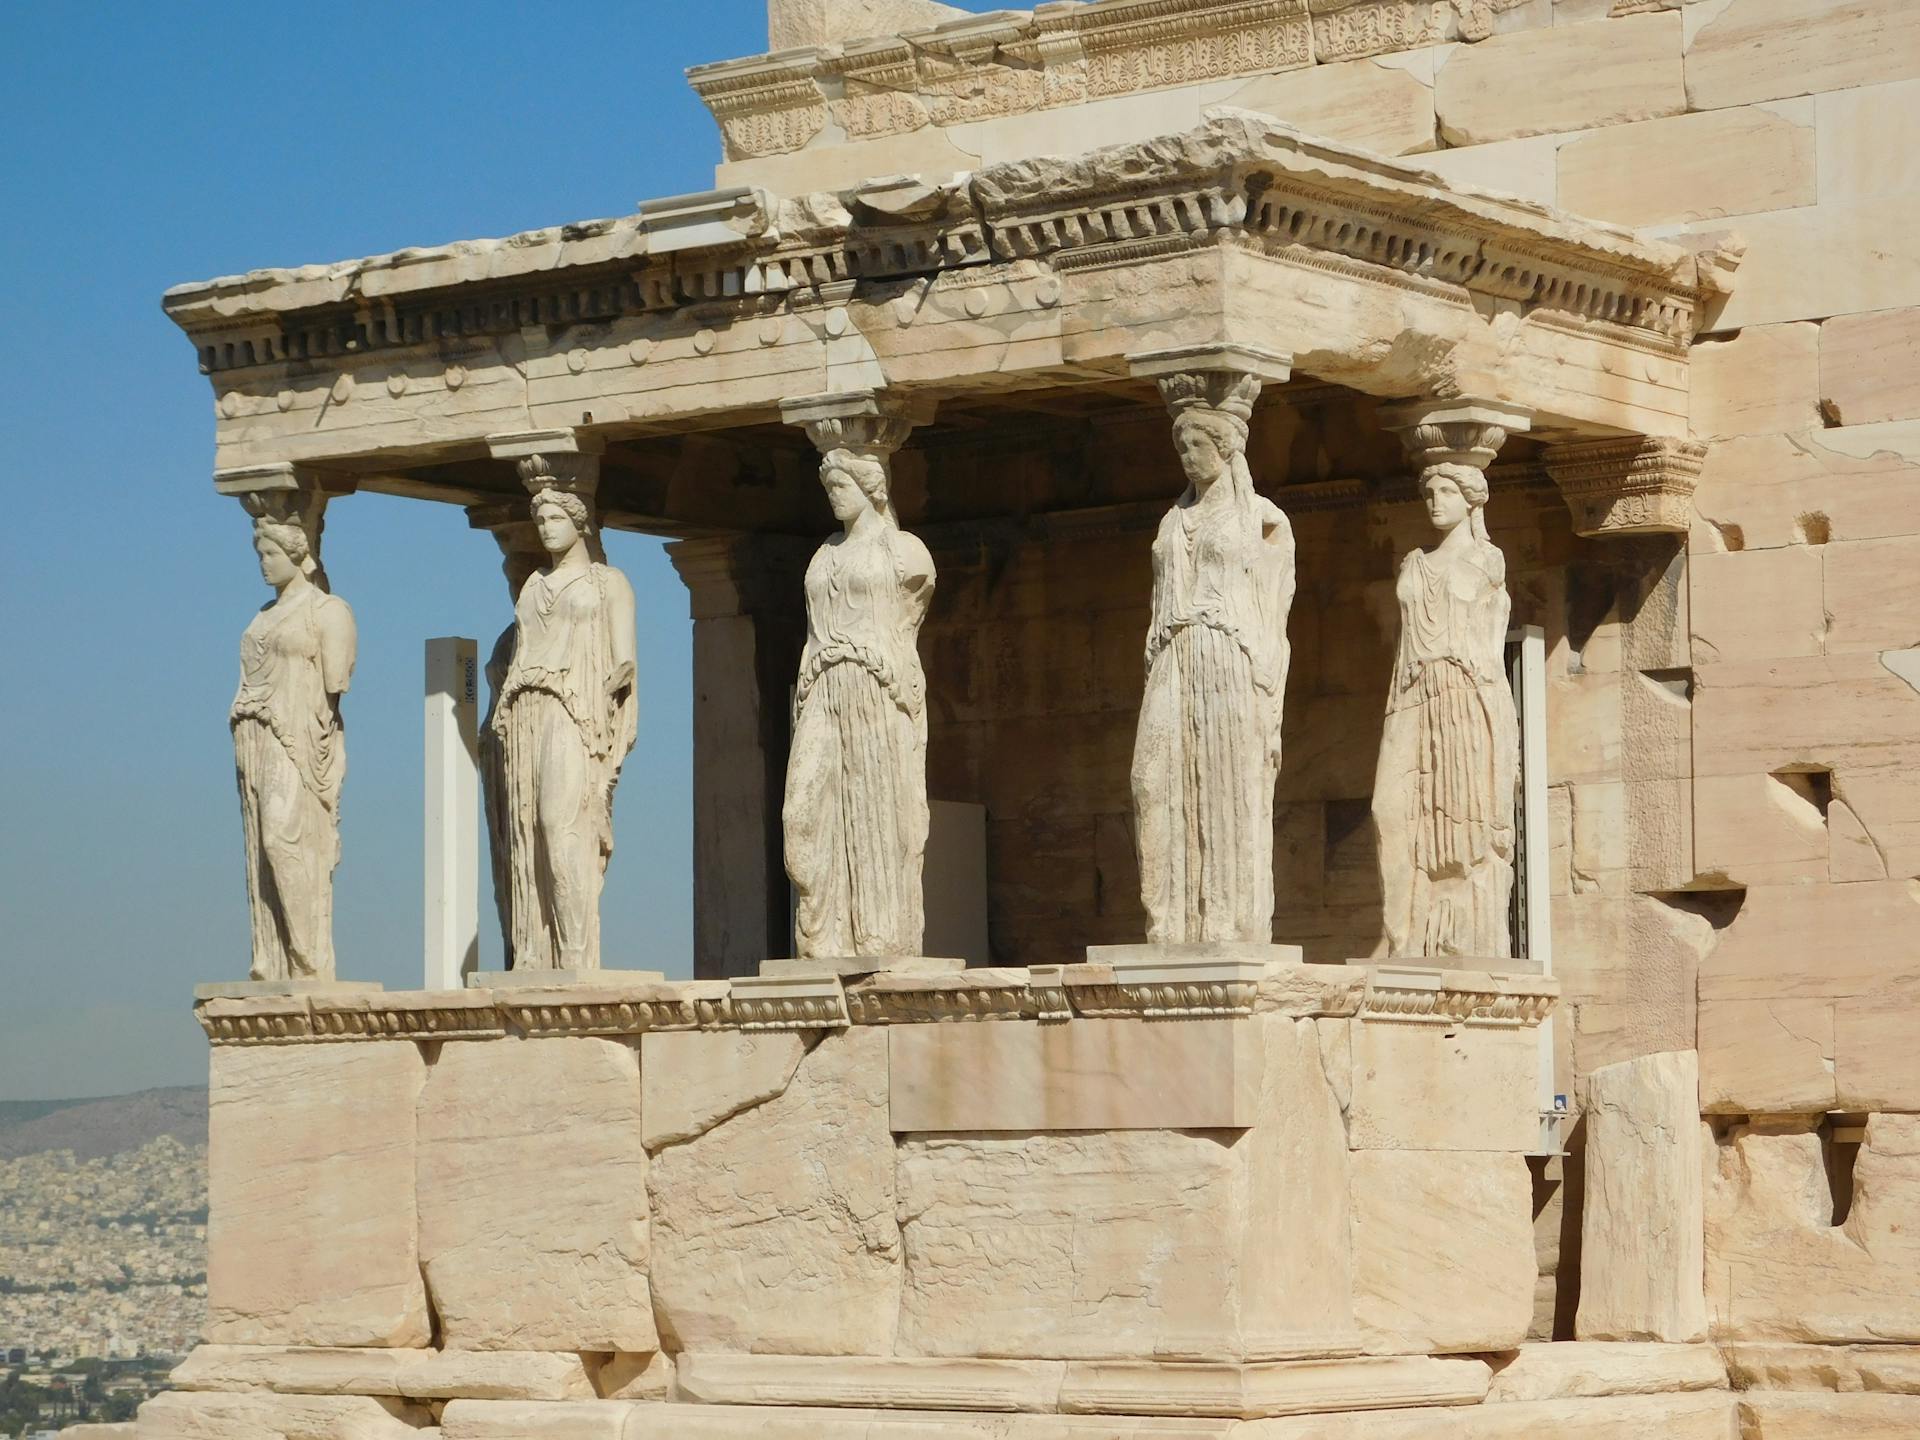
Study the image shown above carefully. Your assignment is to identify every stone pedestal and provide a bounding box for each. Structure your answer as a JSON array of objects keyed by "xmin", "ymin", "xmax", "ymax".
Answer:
[{"xmin": 151, "ymin": 958, "xmax": 1582, "ymax": 1436}]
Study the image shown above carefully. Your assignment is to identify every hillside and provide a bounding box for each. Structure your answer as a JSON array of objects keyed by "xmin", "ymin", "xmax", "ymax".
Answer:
[{"xmin": 0, "ymin": 1087, "xmax": 208, "ymax": 1162}]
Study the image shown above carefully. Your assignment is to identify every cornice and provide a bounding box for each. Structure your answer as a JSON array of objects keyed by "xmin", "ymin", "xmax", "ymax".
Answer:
[
  {"xmin": 194, "ymin": 961, "xmax": 1557, "ymax": 1046},
  {"xmin": 164, "ymin": 115, "xmax": 1707, "ymax": 383}
]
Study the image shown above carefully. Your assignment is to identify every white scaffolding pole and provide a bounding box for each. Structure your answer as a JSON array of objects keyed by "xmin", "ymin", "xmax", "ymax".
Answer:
[{"xmin": 424, "ymin": 637, "xmax": 480, "ymax": 991}]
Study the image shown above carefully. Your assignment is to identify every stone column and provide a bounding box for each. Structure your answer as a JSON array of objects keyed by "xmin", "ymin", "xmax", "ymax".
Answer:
[
  {"xmin": 1113, "ymin": 345, "xmax": 1297, "ymax": 956},
  {"xmin": 1372, "ymin": 398, "xmax": 1532, "ymax": 962},
  {"xmin": 667, "ymin": 534, "xmax": 815, "ymax": 980},
  {"xmin": 479, "ymin": 428, "xmax": 639, "ymax": 979},
  {"xmin": 213, "ymin": 463, "xmax": 360, "ymax": 992},
  {"xmin": 774, "ymin": 389, "xmax": 941, "ymax": 972},
  {"xmin": 467, "ymin": 500, "xmax": 544, "ymax": 975}
]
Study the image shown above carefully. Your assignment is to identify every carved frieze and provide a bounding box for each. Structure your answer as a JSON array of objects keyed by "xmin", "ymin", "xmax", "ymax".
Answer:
[
  {"xmin": 1543, "ymin": 436, "xmax": 1708, "ymax": 537},
  {"xmin": 689, "ymin": 58, "xmax": 828, "ymax": 159},
  {"xmin": 1308, "ymin": 0, "xmax": 1449, "ymax": 62},
  {"xmin": 1079, "ymin": 0, "xmax": 1313, "ymax": 98}
]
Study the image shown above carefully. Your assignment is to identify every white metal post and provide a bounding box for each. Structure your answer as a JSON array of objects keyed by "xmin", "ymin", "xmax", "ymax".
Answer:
[
  {"xmin": 1510, "ymin": 624, "xmax": 1561, "ymax": 1153},
  {"xmin": 425, "ymin": 637, "xmax": 480, "ymax": 990}
]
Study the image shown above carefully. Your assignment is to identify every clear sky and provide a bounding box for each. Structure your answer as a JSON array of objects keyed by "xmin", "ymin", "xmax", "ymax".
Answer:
[{"xmin": 0, "ymin": 1, "xmax": 1005, "ymax": 1100}]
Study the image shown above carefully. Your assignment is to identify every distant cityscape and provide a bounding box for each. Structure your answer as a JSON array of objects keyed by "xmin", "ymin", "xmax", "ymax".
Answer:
[{"xmin": 0, "ymin": 1097, "xmax": 208, "ymax": 1435}]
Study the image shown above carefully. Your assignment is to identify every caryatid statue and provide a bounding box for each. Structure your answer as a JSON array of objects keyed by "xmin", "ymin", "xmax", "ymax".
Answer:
[
  {"xmin": 489, "ymin": 439, "xmax": 637, "ymax": 972},
  {"xmin": 1373, "ymin": 401, "xmax": 1531, "ymax": 960},
  {"xmin": 779, "ymin": 393, "xmax": 935, "ymax": 960},
  {"xmin": 225, "ymin": 471, "xmax": 356, "ymax": 981},
  {"xmin": 1127, "ymin": 348, "xmax": 1297, "ymax": 945},
  {"xmin": 469, "ymin": 502, "xmax": 546, "ymax": 972}
]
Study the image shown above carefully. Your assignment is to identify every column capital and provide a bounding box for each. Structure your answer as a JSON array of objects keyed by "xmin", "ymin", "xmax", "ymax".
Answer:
[
  {"xmin": 780, "ymin": 390, "xmax": 935, "ymax": 457},
  {"xmin": 1378, "ymin": 397, "xmax": 1533, "ymax": 473},
  {"xmin": 214, "ymin": 463, "xmax": 351, "ymax": 554},
  {"xmin": 466, "ymin": 500, "xmax": 542, "ymax": 559},
  {"xmin": 1129, "ymin": 344, "xmax": 1292, "ymax": 419},
  {"xmin": 486, "ymin": 428, "xmax": 604, "ymax": 503},
  {"xmin": 1542, "ymin": 435, "xmax": 1706, "ymax": 538}
]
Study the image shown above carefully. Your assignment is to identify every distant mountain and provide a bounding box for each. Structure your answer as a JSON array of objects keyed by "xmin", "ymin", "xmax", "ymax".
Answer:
[{"xmin": 0, "ymin": 1087, "xmax": 208, "ymax": 1161}]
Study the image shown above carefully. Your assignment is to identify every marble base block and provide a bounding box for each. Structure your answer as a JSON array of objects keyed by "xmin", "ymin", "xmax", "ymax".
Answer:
[
  {"xmin": 1086, "ymin": 942, "xmax": 1305, "ymax": 972},
  {"xmin": 194, "ymin": 980, "xmax": 385, "ymax": 1000},
  {"xmin": 467, "ymin": 968, "xmax": 667, "ymax": 989},
  {"xmin": 759, "ymin": 955, "xmax": 966, "ymax": 978}
]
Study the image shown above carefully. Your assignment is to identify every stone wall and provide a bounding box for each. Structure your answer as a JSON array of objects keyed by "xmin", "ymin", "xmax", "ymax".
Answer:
[
  {"xmin": 147, "ymin": 965, "xmax": 1576, "ymax": 1435},
  {"xmin": 699, "ymin": 0, "xmax": 1920, "ymax": 1356}
]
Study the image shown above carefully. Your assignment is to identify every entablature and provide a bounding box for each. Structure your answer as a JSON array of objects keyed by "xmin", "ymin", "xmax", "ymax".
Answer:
[{"xmin": 163, "ymin": 112, "xmax": 1729, "ymax": 535}]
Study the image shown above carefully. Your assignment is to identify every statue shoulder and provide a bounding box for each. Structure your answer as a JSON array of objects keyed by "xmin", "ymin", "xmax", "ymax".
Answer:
[
  {"xmin": 314, "ymin": 590, "xmax": 356, "ymax": 630},
  {"xmin": 595, "ymin": 561, "xmax": 637, "ymax": 605},
  {"xmin": 894, "ymin": 528, "xmax": 935, "ymax": 584}
]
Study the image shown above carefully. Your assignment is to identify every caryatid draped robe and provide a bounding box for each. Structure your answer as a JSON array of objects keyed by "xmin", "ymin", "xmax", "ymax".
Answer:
[
  {"xmin": 782, "ymin": 519, "xmax": 935, "ymax": 958},
  {"xmin": 1132, "ymin": 466, "xmax": 1295, "ymax": 944}
]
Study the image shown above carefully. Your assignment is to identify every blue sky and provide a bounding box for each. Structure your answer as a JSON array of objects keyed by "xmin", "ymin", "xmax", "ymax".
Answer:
[{"xmin": 0, "ymin": 1, "xmax": 1005, "ymax": 1100}]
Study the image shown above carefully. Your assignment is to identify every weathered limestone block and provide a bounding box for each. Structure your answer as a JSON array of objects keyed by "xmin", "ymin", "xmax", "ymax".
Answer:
[
  {"xmin": 1696, "ymin": 878, "xmax": 1920, "ymax": 1002},
  {"xmin": 1698, "ymin": 998, "xmax": 1837, "ymax": 1114},
  {"xmin": 888, "ymin": 1016, "xmax": 1265, "ymax": 1132},
  {"xmin": 1483, "ymin": 1342, "xmax": 1726, "ymax": 1403},
  {"xmin": 648, "ymin": 1026, "xmax": 900, "ymax": 1355},
  {"xmin": 207, "ymin": 1042, "xmax": 428, "ymax": 1347},
  {"xmin": 1575, "ymin": 1052, "xmax": 1707, "ymax": 1343},
  {"xmin": 1824, "ymin": 534, "xmax": 1920, "ymax": 654},
  {"xmin": 626, "ymin": 1407, "xmax": 1240, "ymax": 1439},
  {"xmin": 1685, "ymin": 0, "xmax": 1920, "ymax": 110},
  {"xmin": 1434, "ymin": 12, "xmax": 1684, "ymax": 146},
  {"xmin": 675, "ymin": 1354, "xmax": 1067, "ymax": 1412},
  {"xmin": 1688, "ymin": 324, "xmax": 1821, "ymax": 442},
  {"xmin": 639, "ymin": 1029, "xmax": 806, "ymax": 1149},
  {"xmin": 1690, "ymin": 429, "xmax": 1920, "ymax": 554},
  {"xmin": 1233, "ymin": 1391, "xmax": 1737, "ymax": 1437},
  {"xmin": 1822, "ymin": 307, "xmax": 1920, "ymax": 428},
  {"xmin": 898, "ymin": 1017, "xmax": 1352, "ymax": 1361},
  {"xmin": 438, "ymin": 1399, "xmax": 636, "ymax": 1440},
  {"xmin": 417, "ymin": 1036, "xmax": 653, "ymax": 1352},
  {"xmin": 170, "ymin": 1344, "xmax": 596, "ymax": 1400},
  {"xmin": 1557, "ymin": 102, "xmax": 1815, "ymax": 229},
  {"xmin": 1056, "ymin": 1355, "xmax": 1492, "ymax": 1418},
  {"xmin": 1351, "ymin": 1151, "xmax": 1536, "ymax": 1355},
  {"xmin": 1726, "ymin": 1340, "xmax": 1920, "ymax": 1394},
  {"xmin": 1345, "ymin": 1019, "xmax": 1538, "ymax": 1153},
  {"xmin": 1692, "ymin": 774, "xmax": 1827, "ymax": 888},
  {"xmin": 136, "ymin": 1390, "xmax": 427, "ymax": 1439},
  {"xmin": 1688, "ymin": 548, "xmax": 1824, "ymax": 667},
  {"xmin": 1819, "ymin": 77, "xmax": 1920, "ymax": 204},
  {"xmin": 1738, "ymin": 1392, "xmax": 1920, "ymax": 1438},
  {"xmin": 1707, "ymin": 1114, "xmax": 1920, "ymax": 1341},
  {"xmin": 1704, "ymin": 197, "xmax": 1920, "ymax": 330},
  {"xmin": 1222, "ymin": 55, "xmax": 1436, "ymax": 157},
  {"xmin": 1837, "ymin": 983, "xmax": 1920, "ymax": 1110},
  {"xmin": 768, "ymin": 0, "xmax": 967, "ymax": 51}
]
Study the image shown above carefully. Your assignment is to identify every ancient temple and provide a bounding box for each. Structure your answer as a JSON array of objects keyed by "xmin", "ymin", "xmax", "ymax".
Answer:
[{"xmin": 143, "ymin": 0, "xmax": 1920, "ymax": 1436}]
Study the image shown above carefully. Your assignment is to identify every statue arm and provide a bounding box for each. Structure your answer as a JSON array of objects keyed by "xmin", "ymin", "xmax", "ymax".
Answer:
[
  {"xmin": 604, "ymin": 568, "xmax": 638, "ymax": 695},
  {"xmin": 897, "ymin": 532, "xmax": 936, "ymax": 629},
  {"xmin": 317, "ymin": 597, "xmax": 357, "ymax": 696}
]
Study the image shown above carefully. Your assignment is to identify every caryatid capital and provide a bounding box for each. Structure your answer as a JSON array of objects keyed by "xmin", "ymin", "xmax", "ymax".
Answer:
[
  {"xmin": 215, "ymin": 462, "xmax": 353, "ymax": 566},
  {"xmin": 1129, "ymin": 344, "xmax": 1293, "ymax": 423},
  {"xmin": 1378, "ymin": 398, "xmax": 1534, "ymax": 477},
  {"xmin": 486, "ymin": 428, "xmax": 606, "ymax": 509},
  {"xmin": 781, "ymin": 390, "xmax": 936, "ymax": 458}
]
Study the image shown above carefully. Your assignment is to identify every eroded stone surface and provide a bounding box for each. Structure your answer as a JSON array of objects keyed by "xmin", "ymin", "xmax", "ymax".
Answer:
[
  {"xmin": 898, "ymin": 1016, "xmax": 1351, "ymax": 1361},
  {"xmin": 639, "ymin": 1029, "xmax": 807, "ymax": 1149},
  {"xmin": 417, "ymin": 1036, "xmax": 654, "ymax": 1352},
  {"xmin": 649, "ymin": 1026, "xmax": 899, "ymax": 1354},
  {"xmin": 438, "ymin": 1398, "xmax": 636, "ymax": 1440},
  {"xmin": 1707, "ymin": 1114, "xmax": 1920, "ymax": 1342},
  {"xmin": 1484, "ymin": 1343, "xmax": 1725, "ymax": 1403},
  {"xmin": 1576, "ymin": 1052, "xmax": 1707, "ymax": 1343},
  {"xmin": 1351, "ymin": 1151, "xmax": 1536, "ymax": 1355},
  {"xmin": 207, "ymin": 1042, "xmax": 428, "ymax": 1347},
  {"xmin": 136, "ymin": 1390, "xmax": 428, "ymax": 1439},
  {"xmin": 171, "ymin": 1344, "xmax": 596, "ymax": 1401}
]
